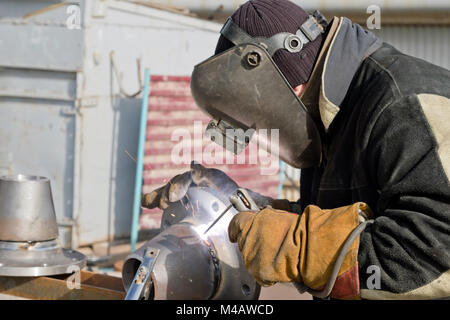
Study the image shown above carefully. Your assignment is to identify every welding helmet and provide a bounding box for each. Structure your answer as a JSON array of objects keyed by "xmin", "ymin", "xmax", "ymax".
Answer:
[{"xmin": 191, "ymin": 13, "xmax": 327, "ymax": 169}]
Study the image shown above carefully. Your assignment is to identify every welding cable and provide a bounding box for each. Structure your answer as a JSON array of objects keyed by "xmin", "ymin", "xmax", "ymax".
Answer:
[{"xmin": 294, "ymin": 219, "xmax": 375, "ymax": 299}]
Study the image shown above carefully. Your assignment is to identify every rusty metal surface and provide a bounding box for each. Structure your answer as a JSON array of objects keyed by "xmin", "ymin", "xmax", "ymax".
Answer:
[{"xmin": 0, "ymin": 270, "xmax": 125, "ymax": 300}]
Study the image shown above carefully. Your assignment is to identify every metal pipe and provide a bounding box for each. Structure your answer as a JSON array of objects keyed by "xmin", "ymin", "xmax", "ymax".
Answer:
[
  {"xmin": 0, "ymin": 175, "xmax": 58, "ymax": 242},
  {"xmin": 130, "ymin": 69, "xmax": 151, "ymax": 252}
]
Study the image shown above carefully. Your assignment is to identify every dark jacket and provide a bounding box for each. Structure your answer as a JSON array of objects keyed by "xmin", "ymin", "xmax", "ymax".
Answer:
[{"xmin": 297, "ymin": 17, "xmax": 450, "ymax": 299}]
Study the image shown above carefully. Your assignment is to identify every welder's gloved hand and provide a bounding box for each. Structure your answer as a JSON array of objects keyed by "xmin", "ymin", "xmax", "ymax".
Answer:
[
  {"xmin": 229, "ymin": 208, "xmax": 302, "ymax": 287},
  {"xmin": 141, "ymin": 161, "xmax": 273, "ymax": 210},
  {"xmin": 228, "ymin": 203, "xmax": 373, "ymax": 300}
]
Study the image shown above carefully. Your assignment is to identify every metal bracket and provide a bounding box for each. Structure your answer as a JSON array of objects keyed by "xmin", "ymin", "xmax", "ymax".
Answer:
[
  {"xmin": 311, "ymin": 10, "xmax": 329, "ymax": 30},
  {"xmin": 61, "ymin": 106, "xmax": 79, "ymax": 116},
  {"xmin": 125, "ymin": 248, "xmax": 160, "ymax": 300},
  {"xmin": 205, "ymin": 119, "xmax": 254, "ymax": 155}
]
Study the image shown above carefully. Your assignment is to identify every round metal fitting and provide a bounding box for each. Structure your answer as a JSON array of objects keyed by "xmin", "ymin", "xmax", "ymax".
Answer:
[
  {"xmin": 284, "ymin": 34, "xmax": 303, "ymax": 53},
  {"xmin": 0, "ymin": 240, "xmax": 86, "ymax": 277},
  {"xmin": 246, "ymin": 51, "xmax": 261, "ymax": 67}
]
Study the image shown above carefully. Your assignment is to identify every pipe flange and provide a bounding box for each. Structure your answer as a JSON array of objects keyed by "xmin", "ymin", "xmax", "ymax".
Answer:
[{"xmin": 0, "ymin": 240, "xmax": 86, "ymax": 277}]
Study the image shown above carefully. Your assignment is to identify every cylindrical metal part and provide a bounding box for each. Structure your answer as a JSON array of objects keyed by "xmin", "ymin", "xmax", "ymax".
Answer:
[
  {"xmin": 0, "ymin": 240, "xmax": 86, "ymax": 277},
  {"xmin": 122, "ymin": 187, "xmax": 260, "ymax": 300},
  {"xmin": 0, "ymin": 175, "xmax": 58, "ymax": 242},
  {"xmin": 123, "ymin": 223, "xmax": 218, "ymax": 300},
  {"xmin": 0, "ymin": 174, "xmax": 86, "ymax": 277}
]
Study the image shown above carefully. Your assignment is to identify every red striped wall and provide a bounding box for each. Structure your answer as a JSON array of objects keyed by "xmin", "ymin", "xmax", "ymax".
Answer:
[{"xmin": 140, "ymin": 75, "xmax": 280, "ymax": 229}]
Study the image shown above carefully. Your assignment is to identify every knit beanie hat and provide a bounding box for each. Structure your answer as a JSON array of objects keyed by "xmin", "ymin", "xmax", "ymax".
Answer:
[{"xmin": 215, "ymin": 0, "xmax": 323, "ymax": 88}]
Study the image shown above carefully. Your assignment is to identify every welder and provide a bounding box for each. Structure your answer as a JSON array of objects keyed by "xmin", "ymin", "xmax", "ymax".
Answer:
[{"xmin": 142, "ymin": 0, "xmax": 450, "ymax": 299}]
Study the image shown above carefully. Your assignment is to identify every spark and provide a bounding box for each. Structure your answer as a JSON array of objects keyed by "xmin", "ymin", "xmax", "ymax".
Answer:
[
  {"xmin": 192, "ymin": 224, "xmax": 209, "ymax": 242},
  {"xmin": 124, "ymin": 150, "xmax": 137, "ymax": 163}
]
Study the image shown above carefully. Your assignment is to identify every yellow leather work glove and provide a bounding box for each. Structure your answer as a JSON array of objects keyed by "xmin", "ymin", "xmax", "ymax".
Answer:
[{"xmin": 228, "ymin": 202, "xmax": 372, "ymax": 299}]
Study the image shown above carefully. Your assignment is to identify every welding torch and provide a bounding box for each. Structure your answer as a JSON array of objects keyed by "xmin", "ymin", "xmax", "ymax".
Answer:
[{"xmin": 203, "ymin": 188, "xmax": 260, "ymax": 236}]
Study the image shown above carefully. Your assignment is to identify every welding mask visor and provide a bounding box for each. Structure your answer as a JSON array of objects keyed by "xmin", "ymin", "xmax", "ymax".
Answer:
[{"xmin": 191, "ymin": 16, "xmax": 324, "ymax": 169}]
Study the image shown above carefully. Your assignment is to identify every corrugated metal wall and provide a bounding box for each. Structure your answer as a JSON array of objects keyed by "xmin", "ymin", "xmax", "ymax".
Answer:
[
  {"xmin": 140, "ymin": 75, "xmax": 280, "ymax": 229},
  {"xmin": 373, "ymin": 25, "xmax": 450, "ymax": 70},
  {"xmin": 136, "ymin": 0, "xmax": 450, "ymax": 14}
]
